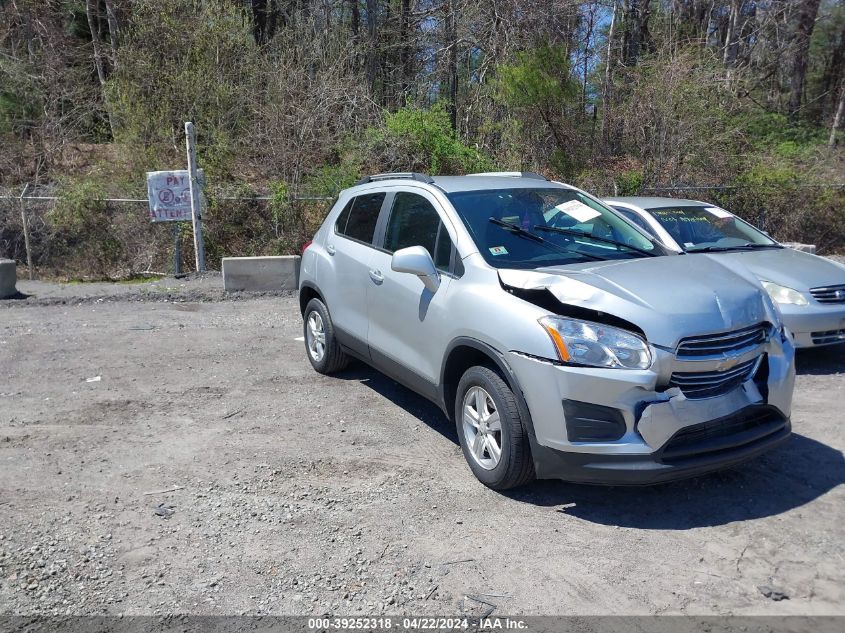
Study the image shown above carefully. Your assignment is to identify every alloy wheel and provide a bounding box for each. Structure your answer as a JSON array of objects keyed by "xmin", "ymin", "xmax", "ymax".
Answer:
[
  {"xmin": 306, "ymin": 311, "xmax": 326, "ymax": 362},
  {"xmin": 461, "ymin": 386, "xmax": 502, "ymax": 470}
]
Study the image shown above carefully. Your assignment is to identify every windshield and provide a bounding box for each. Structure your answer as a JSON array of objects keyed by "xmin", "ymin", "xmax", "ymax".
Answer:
[
  {"xmin": 447, "ymin": 188, "xmax": 658, "ymax": 269},
  {"xmin": 645, "ymin": 205, "xmax": 779, "ymax": 252}
]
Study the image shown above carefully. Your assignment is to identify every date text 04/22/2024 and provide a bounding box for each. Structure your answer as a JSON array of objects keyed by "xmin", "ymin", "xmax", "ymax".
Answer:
[{"xmin": 307, "ymin": 617, "xmax": 529, "ymax": 630}]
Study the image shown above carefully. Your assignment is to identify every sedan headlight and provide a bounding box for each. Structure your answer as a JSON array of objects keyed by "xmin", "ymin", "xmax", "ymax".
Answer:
[
  {"xmin": 539, "ymin": 316, "xmax": 652, "ymax": 369},
  {"xmin": 761, "ymin": 281, "xmax": 808, "ymax": 306}
]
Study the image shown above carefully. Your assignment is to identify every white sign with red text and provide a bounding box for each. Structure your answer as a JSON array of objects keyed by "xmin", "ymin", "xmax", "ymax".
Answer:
[{"xmin": 146, "ymin": 170, "xmax": 204, "ymax": 222}]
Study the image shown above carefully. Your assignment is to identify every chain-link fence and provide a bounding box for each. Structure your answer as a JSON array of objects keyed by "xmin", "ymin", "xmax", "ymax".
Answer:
[
  {"xmin": 2, "ymin": 181, "xmax": 844, "ymax": 279},
  {"xmin": 0, "ymin": 186, "xmax": 333, "ymax": 279}
]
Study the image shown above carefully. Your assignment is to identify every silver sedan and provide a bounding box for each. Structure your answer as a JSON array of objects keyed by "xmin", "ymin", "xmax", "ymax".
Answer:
[{"xmin": 605, "ymin": 196, "xmax": 845, "ymax": 348}]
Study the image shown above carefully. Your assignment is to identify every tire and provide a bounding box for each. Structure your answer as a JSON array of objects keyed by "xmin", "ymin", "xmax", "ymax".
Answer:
[
  {"xmin": 303, "ymin": 298, "xmax": 349, "ymax": 375},
  {"xmin": 454, "ymin": 365, "xmax": 535, "ymax": 490}
]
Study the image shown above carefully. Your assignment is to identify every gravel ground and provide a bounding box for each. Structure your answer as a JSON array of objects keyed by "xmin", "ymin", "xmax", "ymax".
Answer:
[{"xmin": 0, "ymin": 276, "xmax": 843, "ymax": 617}]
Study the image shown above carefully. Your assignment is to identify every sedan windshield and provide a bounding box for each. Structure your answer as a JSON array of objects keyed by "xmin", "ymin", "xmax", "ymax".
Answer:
[
  {"xmin": 644, "ymin": 205, "xmax": 780, "ymax": 252},
  {"xmin": 447, "ymin": 188, "xmax": 658, "ymax": 269}
]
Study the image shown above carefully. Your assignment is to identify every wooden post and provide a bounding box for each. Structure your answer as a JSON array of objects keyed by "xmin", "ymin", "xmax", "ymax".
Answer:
[
  {"xmin": 19, "ymin": 183, "xmax": 33, "ymax": 280},
  {"xmin": 184, "ymin": 122, "xmax": 206, "ymax": 272}
]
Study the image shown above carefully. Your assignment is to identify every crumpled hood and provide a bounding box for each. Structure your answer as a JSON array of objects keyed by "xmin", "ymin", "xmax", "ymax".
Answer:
[{"xmin": 499, "ymin": 254, "xmax": 779, "ymax": 348}]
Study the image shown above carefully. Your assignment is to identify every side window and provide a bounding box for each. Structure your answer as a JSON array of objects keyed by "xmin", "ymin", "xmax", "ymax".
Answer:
[
  {"xmin": 334, "ymin": 199, "xmax": 354, "ymax": 234},
  {"xmin": 434, "ymin": 223, "xmax": 452, "ymax": 270},
  {"xmin": 335, "ymin": 192, "xmax": 386, "ymax": 244},
  {"xmin": 384, "ymin": 192, "xmax": 453, "ymax": 271},
  {"xmin": 616, "ymin": 208, "xmax": 655, "ymax": 237}
]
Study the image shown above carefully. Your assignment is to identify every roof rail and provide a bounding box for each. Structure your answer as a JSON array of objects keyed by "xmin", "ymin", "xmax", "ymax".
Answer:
[
  {"xmin": 467, "ymin": 171, "xmax": 549, "ymax": 181},
  {"xmin": 354, "ymin": 172, "xmax": 435, "ymax": 186}
]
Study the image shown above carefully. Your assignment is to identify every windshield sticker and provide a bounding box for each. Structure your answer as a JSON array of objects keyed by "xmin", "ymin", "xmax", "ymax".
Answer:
[
  {"xmin": 489, "ymin": 245, "xmax": 508, "ymax": 256},
  {"xmin": 553, "ymin": 200, "xmax": 602, "ymax": 223},
  {"xmin": 704, "ymin": 206, "xmax": 733, "ymax": 219},
  {"xmin": 501, "ymin": 215, "xmax": 520, "ymax": 224},
  {"xmin": 652, "ymin": 209, "xmax": 712, "ymax": 223}
]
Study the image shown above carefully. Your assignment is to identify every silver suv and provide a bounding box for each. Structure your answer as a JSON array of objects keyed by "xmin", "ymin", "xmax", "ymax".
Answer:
[{"xmin": 299, "ymin": 173, "xmax": 795, "ymax": 489}]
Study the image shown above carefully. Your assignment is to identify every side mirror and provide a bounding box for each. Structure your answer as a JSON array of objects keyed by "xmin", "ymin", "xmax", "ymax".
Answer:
[{"xmin": 391, "ymin": 246, "xmax": 440, "ymax": 293}]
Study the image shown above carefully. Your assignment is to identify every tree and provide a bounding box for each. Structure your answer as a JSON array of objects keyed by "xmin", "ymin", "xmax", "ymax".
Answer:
[
  {"xmin": 601, "ymin": 0, "xmax": 619, "ymax": 152},
  {"xmin": 789, "ymin": 0, "xmax": 823, "ymax": 119},
  {"xmin": 249, "ymin": 0, "xmax": 281, "ymax": 45},
  {"xmin": 444, "ymin": 0, "xmax": 458, "ymax": 130},
  {"xmin": 830, "ymin": 73, "xmax": 845, "ymax": 146}
]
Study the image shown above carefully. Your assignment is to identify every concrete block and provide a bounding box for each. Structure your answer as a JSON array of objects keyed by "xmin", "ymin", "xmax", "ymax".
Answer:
[
  {"xmin": 0, "ymin": 259, "xmax": 17, "ymax": 299},
  {"xmin": 222, "ymin": 256, "xmax": 300, "ymax": 292},
  {"xmin": 782, "ymin": 242, "xmax": 817, "ymax": 255}
]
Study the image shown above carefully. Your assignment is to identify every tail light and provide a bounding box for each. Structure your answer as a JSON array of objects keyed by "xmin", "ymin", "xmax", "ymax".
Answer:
[{"xmin": 301, "ymin": 240, "xmax": 313, "ymax": 254}]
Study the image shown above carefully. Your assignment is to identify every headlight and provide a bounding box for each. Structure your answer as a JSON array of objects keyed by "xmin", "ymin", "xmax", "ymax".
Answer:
[
  {"xmin": 761, "ymin": 281, "xmax": 808, "ymax": 306},
  {"xmin": 538, "ymin": 316, "xmax": 652, "ymax": 369}
]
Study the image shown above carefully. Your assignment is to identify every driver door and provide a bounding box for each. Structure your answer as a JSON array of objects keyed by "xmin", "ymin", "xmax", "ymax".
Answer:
[{"xmin": 366, "ymin": 190, "xmax": 457, "ymax": 396}]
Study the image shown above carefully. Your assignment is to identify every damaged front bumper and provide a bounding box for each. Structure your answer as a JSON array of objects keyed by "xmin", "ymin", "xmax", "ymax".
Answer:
[{"xmin": 508, "ymin": 334, "xmax": 796, "ymax": 485}]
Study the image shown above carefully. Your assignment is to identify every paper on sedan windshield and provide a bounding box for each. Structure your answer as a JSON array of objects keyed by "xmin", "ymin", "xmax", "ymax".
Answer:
[
  {"xmin": 551, "ymin": 200, "xmax": 602, "ymax": 223},
  {"xmin": 705, "ymin": 206, "xmax": 733, "ymax": 219}
]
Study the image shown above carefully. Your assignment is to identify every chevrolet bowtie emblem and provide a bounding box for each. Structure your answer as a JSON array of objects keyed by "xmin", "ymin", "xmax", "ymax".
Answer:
[{"xmin": 715, "ymin": 355, "xmax": 741, "ymax": 371}]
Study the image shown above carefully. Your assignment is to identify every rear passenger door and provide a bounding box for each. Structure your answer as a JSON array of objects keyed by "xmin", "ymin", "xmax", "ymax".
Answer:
[
  {"xmin": 321, "ymin": 191, "xmax": 386, "ymax": 356},
  {"xmin": 366, "ymin": 190, "xmax": 458, "ymax": 395}
]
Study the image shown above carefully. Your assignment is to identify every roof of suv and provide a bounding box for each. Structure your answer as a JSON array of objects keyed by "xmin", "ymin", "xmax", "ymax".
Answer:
[
  {"xmin": 351, "ymin": 173, "xmax": 573, "ymax": 194},
  {"xmin": 431, "ymin": 175, "xmax": 570, "ymax": 193}
]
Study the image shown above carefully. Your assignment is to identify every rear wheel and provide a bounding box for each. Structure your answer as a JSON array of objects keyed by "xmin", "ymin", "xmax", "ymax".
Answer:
[
  {"xmin": 455, "ymin": 366, "xmax": 534, "ymax": 490},
  {"xmin": 303, "ymin": 298, "xmax": 348, "ymax": 374}
]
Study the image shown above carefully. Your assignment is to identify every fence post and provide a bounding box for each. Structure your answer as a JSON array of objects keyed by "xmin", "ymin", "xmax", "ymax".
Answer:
[
  {"xmin": 19, "ymin": 183, "xmax": 33, "ymax": 280},
  {"xmin": 172, "ymin": 223, "xmax": 182, "ymax": 275},
  {"xmin": 184, "ymin": 122, "xmax": 206, "ymax": 273}
]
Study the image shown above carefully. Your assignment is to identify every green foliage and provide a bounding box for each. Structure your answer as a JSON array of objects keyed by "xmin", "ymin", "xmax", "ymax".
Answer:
[
  {"xmin": 268, "ymin": 179, "xmax": 297, "ymax": 252},
  {"xmin": 364, "ymin": 103, "xmax": 492, "ymax": 174},
  {"xmin": 300, "ymin": 162, "xmax": 361, "ymax": 197},
  {"xmin": 0, "ymin": 91, "xmax": 32, "ymax": 135},
  {"xmin": 51, "ymin": 180, "xmax": 109, "ymax": 234},
  {"xmin": 106, "ymin": 0, "xmax": 259, "ymax": 179},
  {"xmin": 740, "ymin": 163, "xmax": 801, "ymax": 190},
  {"xmin": 270, "ymin": 180, "xmax": 290, "ymax": 206},
  {"xmin": 496, "ymin": 45, "xmax": 578, "ymax": 110},
  {"xmin": 493, "ymin": 46, "xmax": 584, "ymax": 178},
  {"xmin": 51, "ymin": 179, "xmax": 125, "ymax": 274},
  {"xmin": 611, "ymin": 49, "xmax": 745, "ymax": 183},
  {"xmin": 737, "ymin": 112, "xmax": 827, "ymax": 152},
  {"xmin": 0, "ymin": 57, "xmax": 41, "ymax": 135},
  {"xmin": 615, "ymin": 170, "xmax": 644, "ymax": 196}
]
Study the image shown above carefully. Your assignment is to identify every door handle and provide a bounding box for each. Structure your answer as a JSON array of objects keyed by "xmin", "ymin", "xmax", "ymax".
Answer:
[
  {"xmin": 326, "ymin": 244, "xmax": 336, "ymax": 255},
  {"xmin": 369, "ymin": 269, "xmax": 384, "ymax": 284}
]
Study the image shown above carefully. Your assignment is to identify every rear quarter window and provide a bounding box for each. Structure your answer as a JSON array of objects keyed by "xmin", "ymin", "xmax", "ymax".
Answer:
[{"xmin": 335, "ymin": 192, "xmax": 386, "ymax": 244}]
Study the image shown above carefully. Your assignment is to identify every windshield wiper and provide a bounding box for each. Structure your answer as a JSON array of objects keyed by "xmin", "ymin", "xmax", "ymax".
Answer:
[
  {"xmin": 686, "ymin": 243, "xmax": 779, "ymax": 253},
  {"xmin": 532, "ymin": 225, "xmax": 657, "ymax": 257},
  {"xmin": 488, "ymin": 218, "xmax": 605, "ymax": 261},
  {"xmin": 489, "ymin": 217, "xmax": 544, "ymax": 242}
]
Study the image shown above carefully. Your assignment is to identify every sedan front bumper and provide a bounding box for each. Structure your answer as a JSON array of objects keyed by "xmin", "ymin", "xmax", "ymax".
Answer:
[{"xmin": 779, "ymin": 303, "xmax": 845, "ymax": 347}]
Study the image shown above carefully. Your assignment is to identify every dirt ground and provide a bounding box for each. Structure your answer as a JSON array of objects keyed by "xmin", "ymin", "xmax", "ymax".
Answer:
[{"xmin": 1, "ymin": 275, "xmax": 843, "ymax": 617}]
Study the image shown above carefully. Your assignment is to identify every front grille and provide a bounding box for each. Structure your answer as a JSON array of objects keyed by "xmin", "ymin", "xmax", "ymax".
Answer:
[
  {"xmin": 676, "ymin": 323, "xmax": 769, "ymax": 359},
  {"xmin": 811, "ymin": 328, "xmax": 845, "ymax": 345},
  {"xmin": 669, "ymin": 356, "xmax": 761, "ymax": 399},
  {"xmin": 810, "ymin": 284, "xmax": 845, "ymax": 304},
  {"xmin": 660, "ymin": 407, "xmax": 786, "ymax": 463}
]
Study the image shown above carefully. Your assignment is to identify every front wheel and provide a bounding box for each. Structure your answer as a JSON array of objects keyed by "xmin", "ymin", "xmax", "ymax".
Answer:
[
  {"xmin": 303, "ymin": 298, "xmax": 349, "ymax": 374},
  {"xmin": 455, "ymin": 366, "xmax": 534, "ymax": 490}
]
